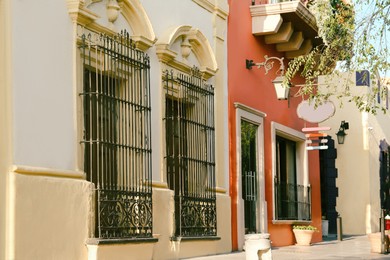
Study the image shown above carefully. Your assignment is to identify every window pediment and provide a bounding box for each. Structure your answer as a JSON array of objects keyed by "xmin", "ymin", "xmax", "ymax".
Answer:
[
  {"xmin": 156, "ymin": 25, "xmax": 218, "ymax": 80},
  {"xmin": 66, "ymin": 0, "xmax": 156, "ymax": 51}
]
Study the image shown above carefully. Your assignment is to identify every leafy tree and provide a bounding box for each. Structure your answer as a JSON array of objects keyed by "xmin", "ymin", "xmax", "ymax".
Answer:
[{"xmin": 285, "ymin": 0, "xmax": 390, "ymax": 114}]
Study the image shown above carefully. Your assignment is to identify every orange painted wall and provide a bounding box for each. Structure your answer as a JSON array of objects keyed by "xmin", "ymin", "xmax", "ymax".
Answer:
[{"xmin": 227, "ymin": 0, "xmax": 322, "ymax": 249}]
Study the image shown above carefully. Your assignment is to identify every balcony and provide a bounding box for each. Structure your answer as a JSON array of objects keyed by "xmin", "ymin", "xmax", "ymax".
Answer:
[{"xmin": 250, "ymin": 0, "xmax": 320, "ymax": 59}]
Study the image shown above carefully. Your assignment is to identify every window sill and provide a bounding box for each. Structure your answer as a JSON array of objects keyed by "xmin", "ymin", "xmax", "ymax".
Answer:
[
  {"xmin": 170, "ymin": 236, "xmax": 221, "ymax": 242},
  {"xmin": 272, "ymin": 220, "xmax": 312, "ymax": 225},
  {"xmin": 86, "ymin": 237, "xmax": 158, "ymax": 245}
]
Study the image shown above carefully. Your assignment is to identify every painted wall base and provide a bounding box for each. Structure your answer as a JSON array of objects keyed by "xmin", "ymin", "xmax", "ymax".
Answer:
[
  {"xmin": 87, "ymin": 243, "xmax": 155, "ymax": 260},
  {"xmin": 7, "ymin": 173, "xmax": 232, "ymax": 260},
  {"xmin": 9, "ymin": 172, "xmax": 92, "ymax": 260}
]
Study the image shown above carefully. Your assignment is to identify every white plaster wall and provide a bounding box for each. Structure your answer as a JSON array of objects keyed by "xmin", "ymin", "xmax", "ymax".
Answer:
[
  {"xmin": 88, "ymin": 189, "xmax": 231, "ymax": 260},
  {"xmin": 177, "ymin": 193, "xmax": 232, "ymax": 259},
  {"xmin": 366, "ymin": 107, "xmax": 390, "ymax": 233},
  {"xmin": 151, "ymin": 189, "xmax": 231, "ymax": 260},
  {"xmin": 319, "ymin": 72, "xmax": 389, "ymax": 234},
  {"xmin": 84, "ymin": 0, "xmax": 230, "ymax": 188},
  {"xmin": 10, "ymin": 173, "xmax": 92, "ymax": 260},
  {"xmin": 335, "ymin": 112, "xmax": 370, "ymax": 235},
  {"xmin": 176, "ymin": 195, "xmax": 231, "ymax": 259},
  {"xmin": 12, "ymin": 0, "xmax": 75, "ymax": 170},
  {"xmin": 141, "ymin": 0, "xmax": 213, "ymax": 40},
  {"xmin": 7, "ymin": 1, "xmax": 231, "ymax": 259},
  {"xmin": 151, "ymin": 188, "xmax": 176, "ymax": 260},
  {"xmin": 1, "ymin": 0, "xmax": 12, "ymax": 258},
  {"xmin": 140, "ymin": 0, "xmax": 230, "ymax": 189},
  {"xmin": 88, "ymin": 243, "xmax": 155, "ymax": 260}
]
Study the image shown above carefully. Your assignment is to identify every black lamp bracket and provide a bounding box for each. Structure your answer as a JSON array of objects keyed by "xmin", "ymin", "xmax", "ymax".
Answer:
[
  {"xmin": 336, "ymin": 120, "xmax": 349, "ymax": 144},
  {"xmin": 246, "ymin": 55, "xmax": 285, "ymax": 75},
  {"xmin": 341, "ymin": 121, "xmax": 349, "ymax": 130}
]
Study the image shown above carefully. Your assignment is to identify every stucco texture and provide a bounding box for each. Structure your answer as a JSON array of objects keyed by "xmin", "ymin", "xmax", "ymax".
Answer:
[{"xmin": 10, "ymin": 173, "xmax": 92, "ymax": 260}]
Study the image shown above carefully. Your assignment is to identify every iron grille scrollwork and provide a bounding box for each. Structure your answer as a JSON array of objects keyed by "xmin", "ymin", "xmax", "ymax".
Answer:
[
  {"xmin": 98, "ymin": 190, "xmax": 152, "ymax": 238},
  {"xmin": 163, "ymin": 68, "xmax": 217, "ymax": 237},
  {"xmin": 80, "ymin": 30, "xmax": 153, "ymax": 239}
]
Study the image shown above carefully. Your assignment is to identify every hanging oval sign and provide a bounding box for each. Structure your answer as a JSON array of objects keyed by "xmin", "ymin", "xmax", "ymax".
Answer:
[{"xmin": 297, "ymin": 100, "xmax": 336, "ymax": 123}]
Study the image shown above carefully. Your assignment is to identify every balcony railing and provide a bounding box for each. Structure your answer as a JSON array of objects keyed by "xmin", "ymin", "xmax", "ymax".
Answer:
[{"xmin": 275, "ymin": 182, "xmax": 311, "ymax": 221}]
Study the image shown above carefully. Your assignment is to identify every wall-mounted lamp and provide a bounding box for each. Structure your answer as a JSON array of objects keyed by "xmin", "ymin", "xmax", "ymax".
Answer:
[
  {"xmin": 336, "ymin": 120, "xmax": 349, "ymax": 144},
  {"xmin": 246, "ymin": 56, "xmax": 290, "ymax": 100}
]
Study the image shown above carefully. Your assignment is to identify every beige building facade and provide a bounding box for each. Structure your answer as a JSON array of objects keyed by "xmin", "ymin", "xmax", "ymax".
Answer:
[
  {"xmin": 0, "ymin": 0, "xmax": 231, "ymax": 259},
  {"xmin": 319, "ymin": 72, "xmax": 390, "ymax": 235}
]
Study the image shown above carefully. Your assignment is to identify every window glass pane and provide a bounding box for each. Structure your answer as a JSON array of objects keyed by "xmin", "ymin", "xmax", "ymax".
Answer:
[
  {"xmin": 275, "ymin": 133, "xmax": 311, "ymax": 221},
  {"xmin": 241, "ymin": 120, "xmax": 258, "ymax": 233}
]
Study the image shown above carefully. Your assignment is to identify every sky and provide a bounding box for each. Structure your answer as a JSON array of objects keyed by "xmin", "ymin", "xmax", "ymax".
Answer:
[{"xmin": 352, "ymin": 0, "xmax": 389, "ymax": 78}]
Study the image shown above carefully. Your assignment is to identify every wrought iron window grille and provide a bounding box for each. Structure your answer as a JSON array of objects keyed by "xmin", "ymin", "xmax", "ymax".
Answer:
[
  {"xmin": 163, "ymin": 68, "xmax": 217, "ymax": 238},
  {"xmin": 275, "ymin": 182, "xmax": 312, "ymax": 221},
  {"xmin": 80, "ymin": 30, "xmax": 153, "ymax": 240},
  {"xmin": 275, "ymin": 135, "xmax": 311, "ymax": 221}
]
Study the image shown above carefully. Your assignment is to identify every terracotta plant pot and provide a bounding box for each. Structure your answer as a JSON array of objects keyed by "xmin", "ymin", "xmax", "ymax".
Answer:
[{"xmin": 293, "ymin": 229, "xmax": 315, "ymax": 246}]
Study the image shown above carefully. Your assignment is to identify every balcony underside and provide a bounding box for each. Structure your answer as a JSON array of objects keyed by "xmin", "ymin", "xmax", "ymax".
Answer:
[{"xmin": 250, "ymin": 1, "xmax": 321, "ymax": 59}]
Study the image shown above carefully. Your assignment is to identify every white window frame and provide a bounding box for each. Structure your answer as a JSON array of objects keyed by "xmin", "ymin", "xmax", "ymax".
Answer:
[
  {"xmin": 235, "ymin": 102, "xmax": 267, "ymax": 250},
  {"xmin": 271, "ymin": 122, "xmax": 309, "ymax": 223}
]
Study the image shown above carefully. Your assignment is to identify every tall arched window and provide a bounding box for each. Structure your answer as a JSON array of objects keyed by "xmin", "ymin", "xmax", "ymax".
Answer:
[
  {"xmin": 163, "ymin": 68, "xmax": 217, "ymax": 237},
  {"xmin": 80, "ymin": 30, "xmax": 153, "ymax": 239}
]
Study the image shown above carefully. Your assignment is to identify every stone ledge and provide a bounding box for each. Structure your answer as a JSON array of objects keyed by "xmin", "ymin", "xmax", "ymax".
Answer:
[
  {"xmin": 171, "ymin": 236, "xmax": 221, "ymax": 242},
  {"xmin": 86, "ymin": 237, "xmax": 158, "ymax": 245}
]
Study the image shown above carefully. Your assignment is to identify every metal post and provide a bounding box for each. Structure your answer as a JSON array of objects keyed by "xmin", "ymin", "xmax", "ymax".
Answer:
[
  {"xmin": 381, "ymin": 209, "xmax": 387, "ymax": 254},
  {"xmin": 337, "ymin": 216, "xmax": 343, "ymax": 241}
]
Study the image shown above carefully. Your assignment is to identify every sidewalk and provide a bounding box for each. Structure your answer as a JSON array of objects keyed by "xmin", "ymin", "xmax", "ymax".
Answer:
[{"xmin": 186, "ymin": 235, "xmax": 390, "ymax": 260}]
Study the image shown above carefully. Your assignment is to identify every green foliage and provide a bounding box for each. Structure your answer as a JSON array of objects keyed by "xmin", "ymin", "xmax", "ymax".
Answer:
[
  {"xmin": 241, "ymin": 121, "xmax": 257, "ymax": 171},
  {"xmin": 293, "ymin": 225, "xmax": 318, "ymax": 231},
  {"xmin": 285, "ymin": 0, "xmax": 390, "ymax": 114},
  {"xmin": 241, "ymin": 121, "xmax": 256, "ymax": 149}
]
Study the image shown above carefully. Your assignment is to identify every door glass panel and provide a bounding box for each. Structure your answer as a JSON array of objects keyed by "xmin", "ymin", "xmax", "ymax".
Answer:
[{"xmin": 241, "ymin": 120, "xmax": 258, "ymax": 234}]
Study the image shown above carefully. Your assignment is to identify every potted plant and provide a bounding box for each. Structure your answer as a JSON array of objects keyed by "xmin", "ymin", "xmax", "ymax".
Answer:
[{"xmin": 292, "ymin": 225, "xmax": 318, "ymax": 246}]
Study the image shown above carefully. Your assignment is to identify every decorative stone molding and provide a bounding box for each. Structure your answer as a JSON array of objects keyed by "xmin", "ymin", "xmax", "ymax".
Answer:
[
  {"xmin": 234, "ymin": 102, "xmax": 267, "ymax": 118},
  {"xmin": 285, "ymin": 39, "xmax": 312, "ymax": 59},
  {"xmin": 66, "ymin": 0, "xmax": 156, "ymax": 51},
  {"xmin": 276, "ymin": 31, "xmax": 304, "ymax": 52},
  {"xmin": 131, "ymin": 35, "xmax": 157, "ymax": 52},
  {"xmin": 106, "ymin": 0, "xmax": 120, "ymax": 31},
  {"xmin": 250, "ymin": 1, "xmax": 317, "ymax": 31},
  {"xmin": 117, "ymin": 0, "xmax": 156, "ymax": 51},
  {"xmin": 193, "ymin": 0, "xmax": 214, "ymax": 13},
  {"xmin": 214, "ymin": 186, "xmax": 227, "ymax": 194},
  {"xmin": 66, "ymin": 0, "xmax": 100, "ymax": 25},
  {"xmin": 192, "ymin": 0, "xmax": 229, "ymax": 20},
  {"xmin": 85, "ymin": 0, "xmax": 102, "ymax": 6},
  {"xmin": 151, "ymin": 181, "xmax": 169, "ymax": 189},
  {"xmin": 250, "ymin": 1, "xmax": 319, "ymax": 59},
  {"xmin": 181, "ymin": 37, "xmax": 192, "ymax": 64},
  {"xmin": 156, "ymin": 25, "xmax": 218, "ymax": 80},
  {"xmin": 264, "ymin": 22, "xmax": 293, "ymax": 44},
  {"xmin": 12, "ymin": 165, "xmax": 85, "ymax": 179}
]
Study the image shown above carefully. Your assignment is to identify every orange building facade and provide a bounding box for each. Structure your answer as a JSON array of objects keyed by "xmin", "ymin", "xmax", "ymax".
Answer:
[{"xmin": 227, "ymin": 0, "xmax": 323, "ymax": 249}]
